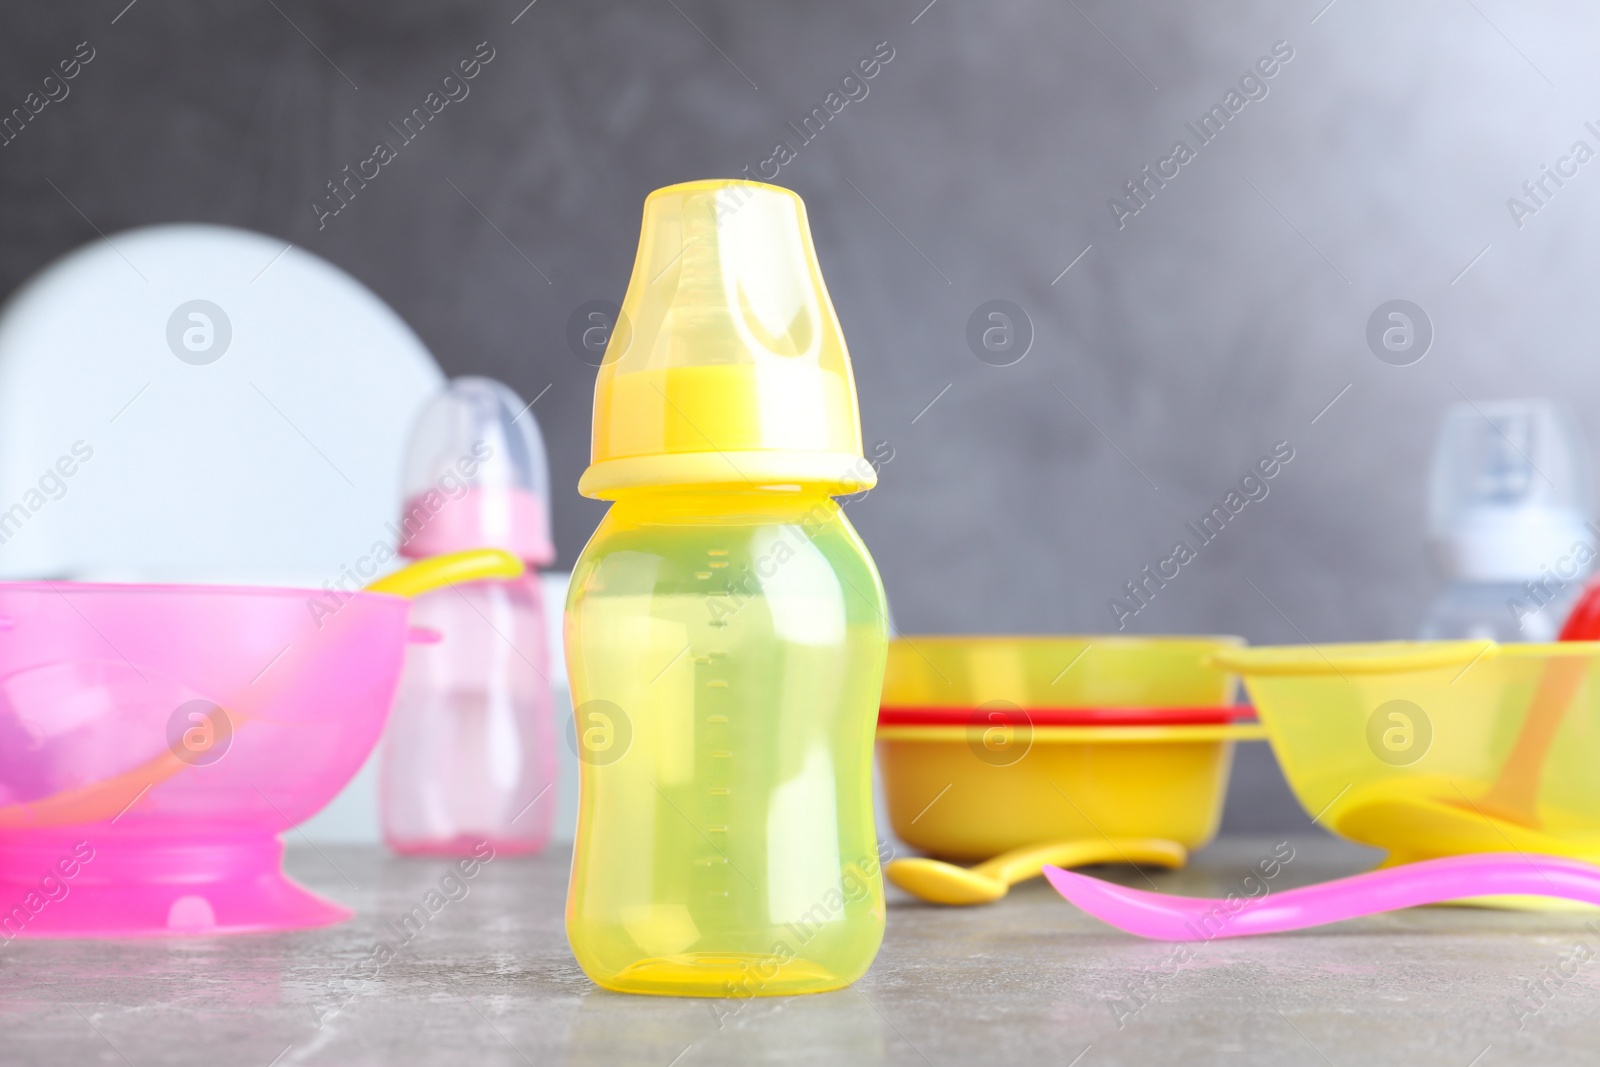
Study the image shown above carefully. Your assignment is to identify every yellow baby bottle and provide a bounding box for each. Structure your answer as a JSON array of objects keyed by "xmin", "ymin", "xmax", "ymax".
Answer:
[{"xmin": 564, "ymin": 179, "xmax": 889, "ymax": 997}]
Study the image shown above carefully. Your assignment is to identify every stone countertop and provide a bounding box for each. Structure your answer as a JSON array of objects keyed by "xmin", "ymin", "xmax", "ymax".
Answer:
[{"xmin": 2, "ymin": 837, "xmax": 1597, "ymax": 1066}]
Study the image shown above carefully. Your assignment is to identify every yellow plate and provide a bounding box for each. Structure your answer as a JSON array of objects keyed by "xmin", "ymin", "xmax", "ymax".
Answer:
[
  {"xmin": 878, "ymin": 636, "xmax": 1253, "ymax": 861},
  {"xmin": 885, "ymin": 634, "xmax": 1243, "ymax": 708}
]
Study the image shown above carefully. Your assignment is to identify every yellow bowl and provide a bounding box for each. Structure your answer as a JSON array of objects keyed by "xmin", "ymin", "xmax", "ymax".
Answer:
[
  {"xmin": 878, "ymin": 636, "xmax": 1257, "ymax": 861},
  {"xmin": 1212, "ymin": 641, "xmax": 1600, "ymax": 868}
]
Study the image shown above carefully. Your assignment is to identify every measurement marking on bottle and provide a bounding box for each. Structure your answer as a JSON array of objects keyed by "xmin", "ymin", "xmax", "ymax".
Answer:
[
  {"xmin": 708, "ymin": 548, "xmax": 729, "ymax": 556},
  {"xmin": 695, "ymin": 624, "xmax": 734, "ymax": 911},
  {"xmin": 695, "ymin": 571, "xmax": 713, "ymax": 580},
  {"xmin": 709, "ymin": 560, "xmax": 729, "ymax": 569}
]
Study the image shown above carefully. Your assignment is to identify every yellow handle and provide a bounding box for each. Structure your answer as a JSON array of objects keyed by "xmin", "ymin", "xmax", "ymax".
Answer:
[
  {"xmin": 972, "ymin": 836, "xmax": 1188, "ymax": 886},
  {"xmin": 365, "ymin": 549, "xmax": 525, "ymax": 598}
]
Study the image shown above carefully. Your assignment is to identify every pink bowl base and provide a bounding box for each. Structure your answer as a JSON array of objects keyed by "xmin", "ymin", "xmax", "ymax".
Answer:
[{"xmin": 0, "ymin": 835, "xmax": 350, "ymax": 939}]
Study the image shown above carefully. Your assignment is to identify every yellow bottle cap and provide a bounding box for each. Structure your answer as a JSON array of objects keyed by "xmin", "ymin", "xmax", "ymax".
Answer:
[{"xmin": 578, "ymin": 180, "xmax": 873, "ymax": 499}]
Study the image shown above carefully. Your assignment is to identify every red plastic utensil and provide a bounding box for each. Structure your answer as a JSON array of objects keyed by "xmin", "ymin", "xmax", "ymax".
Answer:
[{"xmin": 1560, "ymin": 578, "xmax": 1600, "ymax": 640}]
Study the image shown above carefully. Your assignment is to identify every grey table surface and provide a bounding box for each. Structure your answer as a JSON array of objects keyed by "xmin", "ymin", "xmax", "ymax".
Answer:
[{"xmin": 3, "ymin": 836, "xmax": 1598, "ymax": 1066}]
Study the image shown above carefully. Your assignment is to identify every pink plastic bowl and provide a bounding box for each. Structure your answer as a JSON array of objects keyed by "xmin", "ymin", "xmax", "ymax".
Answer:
[{"xmin": 0, "ymin": 581, "xmax": 412, "ymax": 938}]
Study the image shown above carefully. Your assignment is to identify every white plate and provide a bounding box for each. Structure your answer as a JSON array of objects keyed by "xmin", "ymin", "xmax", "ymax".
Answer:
[{"xmin": 0, "ymin": 224, "xmax": 444, "ymax": 585}]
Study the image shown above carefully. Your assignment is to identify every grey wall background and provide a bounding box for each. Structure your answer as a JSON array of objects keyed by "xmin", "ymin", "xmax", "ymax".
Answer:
[{"xmin": 4, "ymin": 0, "xmax": 1600, "ymax": 833}]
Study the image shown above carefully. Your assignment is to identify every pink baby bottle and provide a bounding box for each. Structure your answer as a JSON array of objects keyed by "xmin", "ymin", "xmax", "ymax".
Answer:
[{"xmin": 381, "ymin": 377, "xmax": 559, "ymax": 856}]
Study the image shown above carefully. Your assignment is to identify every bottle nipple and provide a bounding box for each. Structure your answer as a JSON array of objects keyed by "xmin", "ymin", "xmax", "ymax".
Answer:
[
  {"xmin": 399, "ymin": 377, "xmax": 555, "ymax": 565},
  {"xmin": 579, "ymin": 180, "xmax": 874, "ymax": 500}
]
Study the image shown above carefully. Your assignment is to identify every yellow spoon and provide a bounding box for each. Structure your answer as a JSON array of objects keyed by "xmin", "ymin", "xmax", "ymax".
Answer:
[
  {"xmin": 365, "ymin": 548, "xmax": 523, "ymax": 597},
  {"xmin": 887, "ymin": 837, "xmax": 1188, "ymax": 905}
]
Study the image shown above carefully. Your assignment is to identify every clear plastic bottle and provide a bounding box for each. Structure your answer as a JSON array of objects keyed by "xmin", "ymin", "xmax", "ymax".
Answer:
[
  {"xmin": 1420, "ymin": 400, "xmax": 1592, "ymax": 642},
  {"xmin": 381, "ymin": 377, "xmax": 558, "ymax": 856},
  {"xmin": 564, "ymin": 180, "xmax": 889, "ymax": 997}
]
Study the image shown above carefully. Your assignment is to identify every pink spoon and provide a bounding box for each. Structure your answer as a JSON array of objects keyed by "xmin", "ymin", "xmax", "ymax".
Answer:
[{"xmin": 1043, "ymin": 853, "xmax": 1600, "ymax": 940}]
